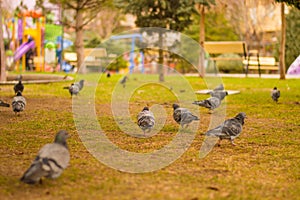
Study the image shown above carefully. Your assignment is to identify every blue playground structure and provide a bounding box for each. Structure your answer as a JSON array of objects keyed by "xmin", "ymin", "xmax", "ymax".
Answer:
[{"xmin": 110, "ymin": 33, "xmax": 144, "ymax": 74}]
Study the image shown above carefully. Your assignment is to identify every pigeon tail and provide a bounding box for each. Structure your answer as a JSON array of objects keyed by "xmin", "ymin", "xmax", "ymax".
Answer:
[
  {"xmin": 0, "ymin": 100, "xmax": 10, "ymax": 107},
  {"xmin": 20, "ymin": 160, "xmax": 44, "ymax": 184}
]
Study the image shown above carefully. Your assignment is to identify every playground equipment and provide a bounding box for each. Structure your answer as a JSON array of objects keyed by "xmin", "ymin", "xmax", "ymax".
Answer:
[
  {"xmin": 110, "ymin": 34, "xmax": 144, "ymax": 74},
  {"xmin": 13, "ymin": 10, "xmax": 45, "ymax": 72}
]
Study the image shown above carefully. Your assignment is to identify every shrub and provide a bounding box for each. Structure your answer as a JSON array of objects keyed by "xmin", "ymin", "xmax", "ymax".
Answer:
[{"xmin": 206, "ymin": 53, "xmax": 244, "ymax": 73}]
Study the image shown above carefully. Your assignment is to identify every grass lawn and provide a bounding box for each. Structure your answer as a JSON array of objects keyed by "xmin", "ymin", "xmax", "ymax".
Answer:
[{"xmin": 0, "ymin": 73, "xmax": 299, "ymax": 199}]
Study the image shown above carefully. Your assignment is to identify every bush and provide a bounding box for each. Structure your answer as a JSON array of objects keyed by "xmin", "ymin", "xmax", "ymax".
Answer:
[
  {"xmin": 106, "ymin": 56, "xmax": 128, "ymax": 71},
  {"xmin": 206, "ymin": 53, "xmax": 244, "ymax": 73}
]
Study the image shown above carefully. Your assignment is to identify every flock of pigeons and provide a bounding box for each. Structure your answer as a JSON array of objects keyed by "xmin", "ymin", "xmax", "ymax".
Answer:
[
  {"xmin": 137, "ymin": 84, "xmax": 246, "ymax": 147},
  {"xmin": 0, "ymin": 77, "xmax": 85, "ymax": 184},
  {"xmin": 0, "ymin": 76, "xmax": 281, "ymax": 185},
  {"xmin": 4, "ymin": 75, "xmax": 27, "ymax": 115}
]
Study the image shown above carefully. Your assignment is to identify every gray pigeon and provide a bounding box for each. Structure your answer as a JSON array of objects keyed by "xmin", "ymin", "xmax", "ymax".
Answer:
[
  {"xmin": 0, "ymin": 100, "xmax": 10, "ymax": 107},
  {"xmin": 20, "ymin": 130, "xmax": 70, "ymax": 184},
  {"xmin": 193, "ymin": 97, "xmax": 221, "ymax": 110},
  {"xmin": 64, "ymin": 80, "xmax": 84, "ymax": 96},
  {"xmin": 12, "ymin": 91, "xmax": 26, "ymax": 114},
  {"xmin": 209, "ymin": 90, "xmax": 228, "ymax": 101},
  {"xmin": 205, "ymin": 112, "xmax": 246, "ymax": 146},
  {"xmin": 271, "ymin": 87, "xmax": 280, "ymax": 103},
  {"xmin": 173, "ymin": 104, "xmax": 199, "ymax": 128},
  {"xmin": 120, "ymin": 76, "xmax": 128, "ymax": 88},
  {"xmin": 14, "ymin": 79, "xmax": 24, "ymax": 94},
  {"xmin": 137, "ymin": 107, "xmax": 155, "ymax": 135}
]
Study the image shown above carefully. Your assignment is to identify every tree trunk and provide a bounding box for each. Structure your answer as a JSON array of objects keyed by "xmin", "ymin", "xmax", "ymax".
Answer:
[
  {"xmin": 198, "ymin": 4, "xmax": 205, "ymax": 77},
  {"xmin": 279, "ymin": 3, "xmax": 286, "ymax": 80},
  {"xmin": 0, "ymin": 0, "xmax": 6, "ymax": 81},
  {"xmin": 75, "ymin": 10, "xmax": 86, "ymax": 74},
  {"xmin": 158, "ymin": 31, "xmax": 164, "ymax": 82}
]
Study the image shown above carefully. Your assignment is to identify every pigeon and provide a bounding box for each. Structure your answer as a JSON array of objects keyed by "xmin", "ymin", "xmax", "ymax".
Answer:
[
  {"xmin": 137, "ymin": 107, "xmax": 155, "ymax": 135},
  {"xmin": 20, "ymin": 130, "xmax": 70, "ymax": 184},
  {"xmin": 193, "ymin": 97, "xmax": 221, "ymax": 110},
  {"xmin": 12, "ymin": 91, "xmax": 26, "ymax": 114},
  {"xmin": 173, "ymin": 103, "xmax": 199, "ymax": 128},
  {"xmin": 0, "ymin": 100, "xmax": 10, "ymax": 107},
  {"xmin": 14, "ymin": 75, "xmax": 24, "ymax": 94},
  {"xmin": 205, "ymin": 112, "xmax": 246, "ymax": 146},
  {"xmin": 209, "ymin": 90, "xmax": 228, "ymax": 101},
  {"xmin": 120, "ymin": 76, "xmax": 128, "ymax": 88},
  {"xmin": 213, "ymin": 84, "xmax": 224, "ymax": 91},
  {"xmin": 271, "ymin": 87, "xmax": 280, "ymax": 103},
  {"xmin": 63, "ymin": 80, "xmax": 84, "ymax": 96}
]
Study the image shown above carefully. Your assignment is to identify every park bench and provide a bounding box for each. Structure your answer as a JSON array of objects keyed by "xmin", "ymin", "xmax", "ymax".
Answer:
[
  {"xmin": 243, "ymin": 55, "xmax": 279, "ymax": 75},
  {"xmin": 203, "ymin": 41, "xmax": 248, "ymax": 74},
  {"xmin": 203, "ymin": 41, "xmax": 278, "ymax": 77}
]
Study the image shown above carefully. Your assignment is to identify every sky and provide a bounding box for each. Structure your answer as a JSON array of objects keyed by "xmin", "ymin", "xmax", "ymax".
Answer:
[{"xmin": 11, "ymin": 0, "xmax": 36, "ymax": 10}]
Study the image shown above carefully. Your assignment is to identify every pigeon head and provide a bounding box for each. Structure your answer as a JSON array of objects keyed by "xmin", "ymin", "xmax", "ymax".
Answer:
[
  {"xmin": 142, "ymin": 107, "xmax": 149, "ymax": 111},
  {"xmin": 172, "ymin": 104, "xmax": 180, "ymax": 110},
  {"xmin": 16, "ymin": 91, "xmax": 22, "ymax": 96},
  {"xmin": 15, "ymin": 74, "xmax": 22, "ymax": 81},
  {"xmin": 235, "ymin": 112, "xmax": 247, "ymax": 125},
  {"xmin": 54, "ymin": 130, "xmax": 70, "ymax": 148}
]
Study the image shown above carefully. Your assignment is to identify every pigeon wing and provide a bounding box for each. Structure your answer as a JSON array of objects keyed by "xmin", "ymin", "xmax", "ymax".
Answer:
[
  {"xmin": 12, "ymin": 96, "xmax": 26, "ymax": 112},
  {"xmin": 138, "ymin": 110, "xmax": 155, "ymax": 130},
  {"xmin": 177, "ymin": 108, "xmax": 199, "ymax": 125},
  {"xmin": 38, "ymin": 143, "xmax": 70, "ymax": 178},
  {"xmin": 205, "ymin": 123, "xmax": 227, "ymax": 137},
  {"xmin": 208, "ymin": 97, "xmax": 221, "ymax": 110},
  {"xmin": 20, "ymin": 143, "xmax": 69, "ymax": 184},
  {"xmin": 173, "ymin": 109, "xmax": 182, "ymax": 124},
  {"xmin": 210, "ymin": 91, "xmax": 227, "ymax": 101},
  {"xmin": 69, "ymin": 85, "xmax": 80, "ymax": 95},
  {"xmin": 221, "ymin": 119, "xmax": 243, "ymax": 138}
]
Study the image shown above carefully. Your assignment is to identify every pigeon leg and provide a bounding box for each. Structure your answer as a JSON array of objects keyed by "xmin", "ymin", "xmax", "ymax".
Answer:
[
  {"xmin": 230, "ymin": 139, "xmax": 236, "ymax": 146},
  {"xmin": 217, "ymin": 139, "xmax": 222, "ymax": 147}
]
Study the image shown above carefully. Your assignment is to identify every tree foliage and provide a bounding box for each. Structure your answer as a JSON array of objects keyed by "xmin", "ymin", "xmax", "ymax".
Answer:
[
  {"xmin": 285, "ymin": 7, "xmax": 300, "ymax": 68},
  {"xmin": 115, "ymin": 0, "xmax": 196, "ymax": 31},
  {"xmin": 275, "ymin": 0, "xmax": 300, "ymax": 9},
  {"xmin": 185, "ymin": 11, "xmax": 239, "ymax": 41},
  {"xmin": 36, "ymin": 0, "xmax": 108, "ymax": 73},
  {"xmin": 115, "ymin": 0, "xmax": 197, "ymax": 80}
]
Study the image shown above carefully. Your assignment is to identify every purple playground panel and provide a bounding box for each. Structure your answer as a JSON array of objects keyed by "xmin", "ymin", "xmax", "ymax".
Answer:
[
  {"xmin": 14, "ymin": 40, "xmax": 36, "ymax": 61},
  {"xmin": 287, "ymin": 55, "xmax": 300, "ymax": 75},
  {"xmin": 18, "ymin": 19, "xmax": 23, "ymax": 40}
]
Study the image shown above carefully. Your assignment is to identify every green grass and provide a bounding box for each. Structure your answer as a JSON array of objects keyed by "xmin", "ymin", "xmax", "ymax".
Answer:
[{"xmin": 0, "ymin": 72, "xmax": 300, "ymax": 199}]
